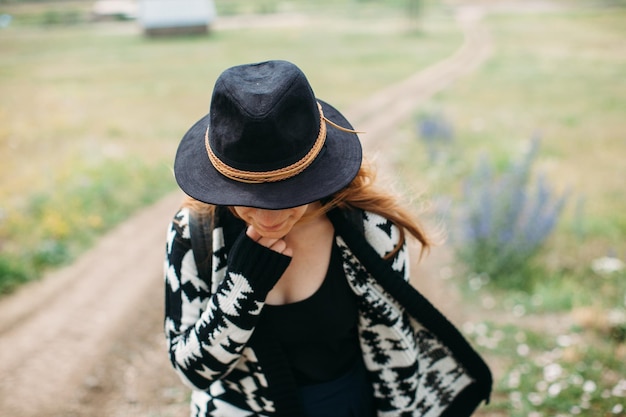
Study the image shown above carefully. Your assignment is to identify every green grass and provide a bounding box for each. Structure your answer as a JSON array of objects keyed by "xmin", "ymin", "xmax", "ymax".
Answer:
[
  {"xmin": 395, "ymin": 4, "xmax": 626, "ymax": 416},
  {"xmin": 399, "ymin": 6, "xmax": 626, "ymax": 265},
  {"xmin": 0, "ymin": 0, "xmax": 461, "ymax": 292},
  {"xmin": 465, "ymin": 320, "xmax": 626, "ymax": 416},
  {"xmin": 0, "ymin": 157, "xmax": 173, "ymax": 292}
]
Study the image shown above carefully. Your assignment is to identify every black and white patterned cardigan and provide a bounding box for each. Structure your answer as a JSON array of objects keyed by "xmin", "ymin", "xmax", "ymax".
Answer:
[{"xmin": 164, "ymin": 206, "xmax": 492, "ymax": 417}]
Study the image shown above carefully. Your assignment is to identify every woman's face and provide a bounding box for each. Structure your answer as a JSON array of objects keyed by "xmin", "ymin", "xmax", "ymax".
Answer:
[{"xmin": 232, "ymin": 204, "xmax": 312, "ymax": 239}]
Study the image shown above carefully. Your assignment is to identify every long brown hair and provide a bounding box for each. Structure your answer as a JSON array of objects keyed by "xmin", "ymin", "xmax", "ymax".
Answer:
[
  {"xmin": 317, "ymin": 159, "xmax": 432, "ymax": 259},
  {"xmin": 181, "ymin": 159, "xmax": 432, "ymax": 260}
]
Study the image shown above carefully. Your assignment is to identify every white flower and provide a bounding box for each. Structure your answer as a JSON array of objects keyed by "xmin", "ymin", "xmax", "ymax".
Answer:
[
  {"xmin": 583, "ymin": 380, "xmax": 597, "ymax": 393},
  {"xmin": 591, "ymin": 256, "xmax": 624, "ymax": 275},
  {"xmin": 544, "ymin": 363, "xmax": 563, "ymax": 382},
  {"xmin": 508, "ymin": 371, "xmax": 521, "ymax": 389},
  {"xmin": 469, "ymin": 273, "xmax": 488, "ymax": 290},
  {"xmin": 517, "ymin": 343, "xmax": 530, "ymax": 357},
  {"xmin": 474, "ymin": 322, "xmax": 488, "ymax": 336},
  {"xmin": 570, "ymin": 374, "xmax": 584, "ymax": 386},
  {"xmin": 481, "ymin": 295, "xmax": 496, "ymax": 309},
  {"xmin": 513, "ymin": 304, "xmax": 526, "ymax": 317},
  {"xmin": 613, "ymin": 404, "xmax": 624, "ymax": 414},
  {"xmin": 612, "ymin": 379, "xmax": 626, "ymax": 397},
  {"xmin": 557, "ymin": 334, "xmax": 575, "ymax": 347},
  {"xmin": 510, "ymin": 390, "xmax": 522, "ymax": 409},
  {"xmin": 536, "ymin": 380, "xmax": 548, "ymax": 392},
  {"xmin": 548, "ymin": 382, "xmax": 562, "ymax": 397},
  {"xmin": 477, "ymin": 335, "xmax": 498, "ymax": 350},
  {"xmin": 528, "ymin": 392, "xmax": 543, "ymax": 406},
  {"xmin": 608, "ymin": 309, "xmax": 626, "ymax": 326}
]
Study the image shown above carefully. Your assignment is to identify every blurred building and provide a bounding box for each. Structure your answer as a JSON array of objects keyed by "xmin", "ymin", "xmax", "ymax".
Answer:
[
  {"xmin": 138, "ymin": 0, "xmax": 216, "ymax": 36},
  {"xmin": 92, "ymin": 0, "xmax": 138, "ymax": 21}
]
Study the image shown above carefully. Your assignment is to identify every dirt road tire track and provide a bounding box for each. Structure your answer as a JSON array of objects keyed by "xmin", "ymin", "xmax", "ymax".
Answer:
[
  {"xmin": 0, "ymin": 192, "xmax": 187, "ymax": 416},
  {"xmin": 0, "ymin": 9, "xmax": 490, "ymax": 417}
]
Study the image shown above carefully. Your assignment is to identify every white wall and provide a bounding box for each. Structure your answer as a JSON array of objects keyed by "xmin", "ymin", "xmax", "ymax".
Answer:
[{"xmin": 139, "ymin": 0, "xmax": 216, "ymax": 29}]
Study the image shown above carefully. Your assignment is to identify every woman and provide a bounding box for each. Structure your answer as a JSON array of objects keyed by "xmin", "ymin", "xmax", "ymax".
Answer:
[{"xmin": 165, "ymin": 60, "xmax": 491, "ymax": 416}]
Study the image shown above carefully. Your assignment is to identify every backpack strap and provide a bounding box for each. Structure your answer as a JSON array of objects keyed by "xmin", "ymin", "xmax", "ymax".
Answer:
[
  {"xmin": 187, "ymin": 206, "xmax": 246, "ymax": 284},
  {"xmin": 188, "ymin": 207, "xmax": 214, "ymax": 284}
]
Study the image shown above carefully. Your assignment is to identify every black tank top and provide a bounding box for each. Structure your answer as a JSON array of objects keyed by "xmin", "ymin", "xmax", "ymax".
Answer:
[{"xmin": 262, "ymin": 241, "xmax": 360, "ymax": 386}]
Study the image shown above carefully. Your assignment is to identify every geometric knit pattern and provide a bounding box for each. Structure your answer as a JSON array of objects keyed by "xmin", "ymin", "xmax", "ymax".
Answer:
[
  {"xmin": 337, "ymin": 212, "xmax": 473, "ymax": 416},
  {"xmin": 164, "ymin": 207, "xmax": 486, "ymax": 416}
]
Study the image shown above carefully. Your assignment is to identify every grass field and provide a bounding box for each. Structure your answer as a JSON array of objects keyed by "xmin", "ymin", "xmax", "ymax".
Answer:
[
  {"xmin": 1, "ymin": 0, "xmax": 625, "ymax": 415},
  {"xmin": 397, "ymin": 4, "xmax": 625, "ymax": 292},
  {"xmin": 395, "ymin": 3, "xmax": 626, "ymax": 415},
  {"xmin": 0, "ymin": 0, "xmax": 461, "ymax": 290}
]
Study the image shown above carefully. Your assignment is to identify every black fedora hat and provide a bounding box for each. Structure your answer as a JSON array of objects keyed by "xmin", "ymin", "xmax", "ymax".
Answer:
[{"xmin": 174, "ymin": 60, "xmax": 363, "ymax": 210}]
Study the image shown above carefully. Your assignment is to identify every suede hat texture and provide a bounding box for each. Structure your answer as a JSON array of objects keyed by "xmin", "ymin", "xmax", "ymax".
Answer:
[{"xmin": 174, "ymin": 60, "xmax": 363, "ymax": 210}]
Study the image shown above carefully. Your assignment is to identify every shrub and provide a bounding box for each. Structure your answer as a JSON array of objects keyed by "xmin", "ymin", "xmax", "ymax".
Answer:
[
  {"xmin": 0, "ymin": 157, "xmax": 175, "ymax": 294},
  {"xmin": 0, "ymin": 254, "xmax": 30, "ymax": 295},
  {"xmin": 453, "ymin": 139, "xmax": 568, "ymax": 291}
]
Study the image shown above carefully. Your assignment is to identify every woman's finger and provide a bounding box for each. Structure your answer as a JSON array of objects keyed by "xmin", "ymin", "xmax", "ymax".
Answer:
[
  {"xmin": 246, "ymin": 225, "xmax": 262, "ymax": 241},
  {"xmin": 246, "ymin": 225, "xmax": 291, "ymax": 256},
  {"xmin": 269, "ymin": 240, "xmax": 293, "ymax": 257},
  {"xmin": 271, "ymin": 240, "xmax": 293, "ymax": 257},
  {"xmin": 246, "ymin": 226, "xmax": 279, "ymax": 248},
  {"xmin": 269, "ymin": 239, "xmax": 287, "ymax": 253}
]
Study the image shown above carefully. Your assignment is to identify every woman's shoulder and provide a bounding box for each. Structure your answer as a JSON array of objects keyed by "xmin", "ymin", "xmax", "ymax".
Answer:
[
  {"xmin": 168, "ymin": 205, "xmax": 218, "ymax": 241},
  {"xmin": 333, "ymin": 208, "xmax": 400, "ymax": 254},
  {"xmin": 174, "ymin": 206, "xmax": 190, "ymax": 220},
  {"xmin": 169, "ymin": 207, "xmax": 191, "ymax": 239},
  {"xmin": 361, "ymin": 211, "xmax": 401, "ymax": 251},
  {"xmin": 170, "ymin": 204, "xmax": 223, "ymax": 234}
]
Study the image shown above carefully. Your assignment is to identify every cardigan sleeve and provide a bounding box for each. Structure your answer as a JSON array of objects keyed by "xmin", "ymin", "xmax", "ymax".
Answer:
[{"xmin": 163, "ymin": 208, "xmax": 291, "ymax": 390}]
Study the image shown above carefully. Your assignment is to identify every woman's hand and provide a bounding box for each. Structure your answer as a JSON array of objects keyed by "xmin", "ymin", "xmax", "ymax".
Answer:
[{"xmin": 246, "ymin": 226, "xmax": 293, "ymax": 257}]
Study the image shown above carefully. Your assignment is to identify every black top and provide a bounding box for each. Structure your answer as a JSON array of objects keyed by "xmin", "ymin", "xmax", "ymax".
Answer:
[{"xmin": 262, "ymin": 241, "xmax": 361, "ymax": 386}]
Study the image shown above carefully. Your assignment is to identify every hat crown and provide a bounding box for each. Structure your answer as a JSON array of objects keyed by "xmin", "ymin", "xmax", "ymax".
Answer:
[{"xmin": 209, "ymin": 60, "xmax": 320, "ymax": 172}]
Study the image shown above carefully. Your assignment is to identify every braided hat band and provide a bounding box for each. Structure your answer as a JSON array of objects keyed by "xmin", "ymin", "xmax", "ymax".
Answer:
[{"xmin": 205, "ymin": 102, "xmax": 362, "ymax": 184}]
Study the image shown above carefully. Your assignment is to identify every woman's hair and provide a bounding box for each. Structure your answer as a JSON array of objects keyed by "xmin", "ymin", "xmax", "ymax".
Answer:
[
  {"xmin": 318, "ymin": 159, "xmax": 432, "ymax": 258},
  {"xmin": 181, "ymin": 159, "xmax": 432, "ymax": 259}
]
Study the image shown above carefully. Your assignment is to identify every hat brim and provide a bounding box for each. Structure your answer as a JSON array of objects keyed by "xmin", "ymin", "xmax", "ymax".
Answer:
[{"xmin": 174, "ymin": 100, "xmax": 362, "ymax": 210}]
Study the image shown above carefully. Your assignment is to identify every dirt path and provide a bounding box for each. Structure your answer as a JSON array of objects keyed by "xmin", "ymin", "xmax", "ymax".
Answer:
[{"xmin": 0, "ymin": 9, "xmax": 491, "ymax": 417}]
